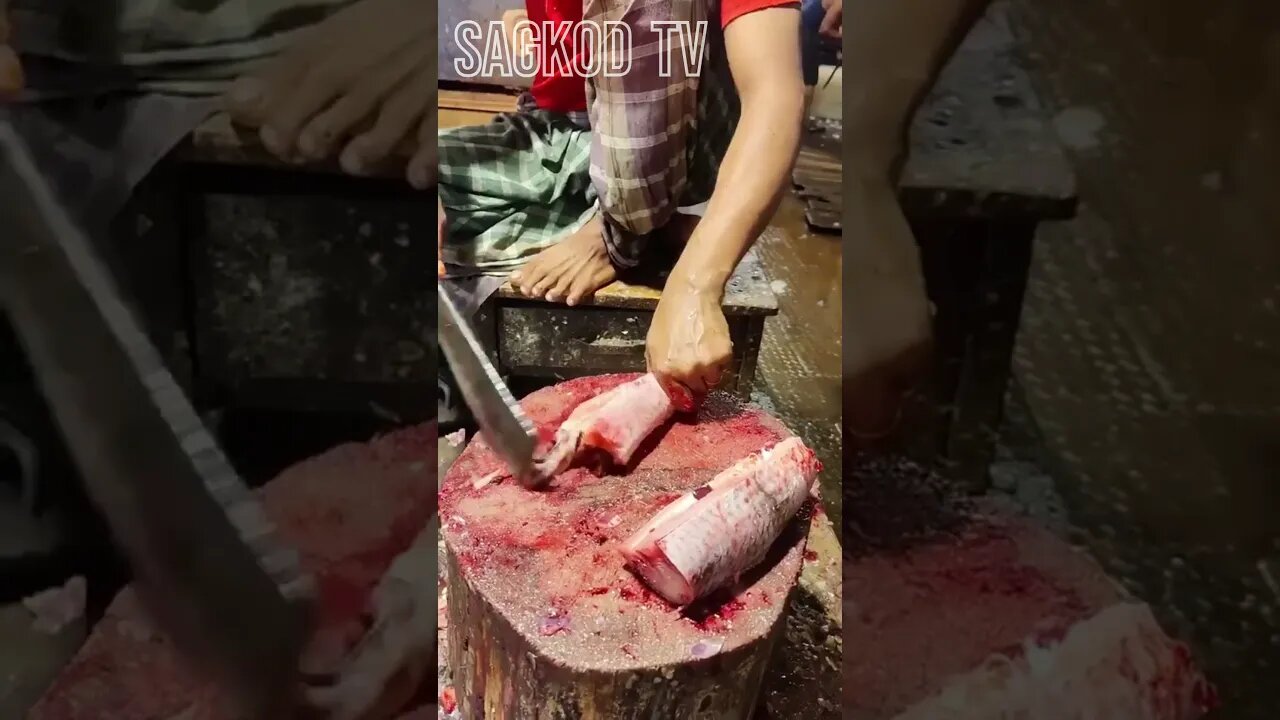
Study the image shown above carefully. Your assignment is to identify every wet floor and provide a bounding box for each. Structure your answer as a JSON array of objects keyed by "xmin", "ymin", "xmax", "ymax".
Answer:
[
  {"xmin": 993, "ymin": 1, "xmax": 1280, "ymax": 716},
  {"xmin": 753, "ymin": 192, "xmax": 844, "ymax": 530},
  {"xmin": 756, "ymin": 1, "xmax": 1280, "ymax": 714}
]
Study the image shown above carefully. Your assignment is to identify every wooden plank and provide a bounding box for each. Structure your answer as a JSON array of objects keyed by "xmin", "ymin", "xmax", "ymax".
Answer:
[
  {"xmin": 439, "ymin": 89, "xmax": 519, "ymax": 114},
  {"xmin": 793, "ymin": 140, "xmax": 843, "ymax": 233},
  {"xmin": 497, "ymin": 304, "xmax": 755, "ymax": 395},
  {"xmin": 495, "ymin": 247, "xmax": 778, "ymax": 315},
  {"xmin": 439, "ymin": 108, "xmax": 496, "ymax": 130},
  {"xmin": 182, "ymin": 112, "xmax": 414, "ymax": 176}
]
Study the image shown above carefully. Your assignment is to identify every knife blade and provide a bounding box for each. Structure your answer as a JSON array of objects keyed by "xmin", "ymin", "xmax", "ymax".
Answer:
[
  {"xmin": 437, "ymin": 283, "xmax": 538, "ymax": 483},
  {"xmin": 0, "ymin": 124, "xmax": 312, "ymax": 719}
]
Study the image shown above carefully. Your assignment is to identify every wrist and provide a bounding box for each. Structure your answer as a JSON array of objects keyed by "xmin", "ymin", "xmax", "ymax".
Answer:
[
  {"xmin": 667, "ymin": 222, "xmax": 743, "ymax": 299},
  {"xmin": 667, "ymin": 264, "xmax": 729, "ymax": 300}
]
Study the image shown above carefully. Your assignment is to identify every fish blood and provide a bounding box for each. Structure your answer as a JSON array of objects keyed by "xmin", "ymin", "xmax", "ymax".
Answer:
[
  {"xmin": 622, "ymin": 436, "xmax": 821, "ymax": 606},
  {"xmin": 530, "ymin": 373, "xmax": 677, "ymax": 484}
]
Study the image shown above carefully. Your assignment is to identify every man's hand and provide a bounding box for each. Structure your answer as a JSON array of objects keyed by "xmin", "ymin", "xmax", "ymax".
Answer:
[
  {"xmin": 646, "ymin": 282, "xmax": 733, "ymax": 397},
  {"xmin": 503, "ymin": 9, "xmax": 534, "ymax": 59},
  {"xmin": 0, "ymin": 5, "xmax": 24, "ymax": 98},
  {"xmin": 819, "ymin": 0, "xmax": 842, "ymax": 39},
  {"xmin": 639, "ymin": 8, "xmax": 803, "ymax": 398}
]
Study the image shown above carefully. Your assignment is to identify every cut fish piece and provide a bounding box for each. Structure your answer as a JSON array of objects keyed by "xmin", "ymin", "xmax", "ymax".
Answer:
[
  {"xmin": 841, "ymin": 457, "xmax": 1215, "ymax": 720},
  {"xmin": 622, "ymin": 436, "xmax": 821, "ymax": 606},
  {"xmin": 530, "ymin": 373, "xmax": 677, "ymax": 484},
  {"xmin": 898, "ymin": 603, "xmax": 1216, "ymax": 720},
  {"xmin": 304, "ymin": 516, "xmax": 439, "ymax": 720}
]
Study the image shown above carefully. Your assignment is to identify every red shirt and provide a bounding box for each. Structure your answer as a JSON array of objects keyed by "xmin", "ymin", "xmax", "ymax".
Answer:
[{"xmin": 528, "ymin": 0, "xmax": 796, "ymax": 113}]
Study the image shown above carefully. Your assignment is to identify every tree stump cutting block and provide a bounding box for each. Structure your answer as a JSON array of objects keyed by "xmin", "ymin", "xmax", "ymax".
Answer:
[{"xmin": 439, "ymin": 374, "xmax": 818, "ymax": 719}]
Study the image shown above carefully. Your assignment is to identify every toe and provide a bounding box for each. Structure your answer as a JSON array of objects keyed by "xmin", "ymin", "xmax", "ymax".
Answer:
[
  {"xmin": 565, "ymin": 273, "xmax": 595, "ymax": 307},
  {"xmin": 261, "ymin": 77, "xmax": 345, "ymax": 158},
  {"xmin": 341, "ymin": 71, "xmax": 429, "ymax": 175},
  {"xmin": 304, "ymin": 43, "xmax": 428, "ymax": 163},
  {"xmin": 544, "ymin": 272, "xmax": 574, "ymax": 303},
  {"xmin": 407, "ymin": 151, "xmax": 433, "ymax": 189},
  {"xmin": 408, "ymin": 104, "xmax": 437, "ymax": 188},
  {"xmin": 515, "ymin": 263, "xmax": 543, "ymax": 295},
  {"xmin": 225, "ymin": 77, "xmax": 270, "ymax": 125},
  {"xmin": 226, "ymin": 51, "xmax": 310, "ymax": 128},
  {"xmin": 564, "ymin": 282, "xmax": 587, "ymax": 307},
  {"xmin": 298, "ymin": 92, "xmax": 374, "ymax": 160},
  {"xmin": 407, "ymin": 125, "xmax": 437, "ymax": 189},
  {"xmin": 530, "ymin": 271, "xmax": 556, "ymax": 297}
]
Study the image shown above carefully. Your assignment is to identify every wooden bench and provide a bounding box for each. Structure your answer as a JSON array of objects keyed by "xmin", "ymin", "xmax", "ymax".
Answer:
[
  {"xmin": 894, "ymin": 8, "xmax": 1076, "ymax": 489},
  {"xmin": 436, "ymin": 91, "xmax": 780, "ymax": 398},
  {"xmin": 485, "ymin": 253, "xmax": 777, "ymax": 399}
]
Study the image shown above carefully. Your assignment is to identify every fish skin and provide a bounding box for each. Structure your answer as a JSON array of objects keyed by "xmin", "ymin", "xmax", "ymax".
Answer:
[
  {"xmin": 622, "ymin": 437, "xmax": 821, "ymax": 606},
  {"xmin": 530, "ymin": 374, "xmax": 676, "ymax": 483},
  {"xmin": 303, "ymin": 516, "xmax": 439, "ymax": 720}
]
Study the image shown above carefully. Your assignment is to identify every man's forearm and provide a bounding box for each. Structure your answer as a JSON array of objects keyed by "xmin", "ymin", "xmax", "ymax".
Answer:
[
  {"xmin": 844, "ymin": 0, "xmax": 991, "ymax": 279},
  {"xmin": 670, "ymin": 8, "xmax": 805, "ymax": 297},
  {"xmin": 845, "ymin": 171, "xmax": 924, "ymax": 276},
  {"xmin": 672, "ymin": 95, "xmax": 803, "ymax": 294}
]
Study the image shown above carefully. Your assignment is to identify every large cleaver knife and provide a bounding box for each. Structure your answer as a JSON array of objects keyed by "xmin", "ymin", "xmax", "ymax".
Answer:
[
  {"xmin": 0, "ymin": 125, "xmax": 312, "ymax": 718},
  {"xmin": 437, "ymin": 284, "xmax": 538, "ymax": 483}
]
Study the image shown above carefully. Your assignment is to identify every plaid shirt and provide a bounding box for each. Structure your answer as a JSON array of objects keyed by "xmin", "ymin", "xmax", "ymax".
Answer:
[
  {"xmin": 584, "ymin": 0, "xmax": 739, "ymax": 269},
  {"xmin": 437, "ymin": 0, "xmax": 738, "ymax": 276}
]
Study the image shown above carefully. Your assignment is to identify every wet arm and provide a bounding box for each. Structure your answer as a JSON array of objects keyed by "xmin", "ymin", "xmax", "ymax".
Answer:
[{"xmin": 667, "ymin": 7, "xmax": 805, "ymax": 296}]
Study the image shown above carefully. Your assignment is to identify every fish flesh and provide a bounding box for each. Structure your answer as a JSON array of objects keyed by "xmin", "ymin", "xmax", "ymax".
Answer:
[
  {"xmin": 622, "ymin": 436, "xmax": 821, "ymax": 606},
  {"xmin": 530, "ymin": 373, "xmax": 678, "ymax": 484},
  {"xmin": 897, "ymin": 603, "xmax": 1215, "ymax": 720},
  {"xmin": 304, "ymin": 516, "xmax": 439, "ymax": 720}
]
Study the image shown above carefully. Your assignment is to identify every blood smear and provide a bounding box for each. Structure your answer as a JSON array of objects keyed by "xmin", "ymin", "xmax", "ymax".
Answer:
[{"xmin": 439, "ymin": 686, "xmax": 457, "ymax": 713}]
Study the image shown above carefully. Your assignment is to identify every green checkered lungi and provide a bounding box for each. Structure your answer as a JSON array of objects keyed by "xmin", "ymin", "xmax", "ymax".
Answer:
[
  {"xmin": 437, "ymin": 19, "xmax": 739, "ymax": 276},
  {"xmin": 437, "ymin": 106, "xmax": 599, "ymax": 273}
]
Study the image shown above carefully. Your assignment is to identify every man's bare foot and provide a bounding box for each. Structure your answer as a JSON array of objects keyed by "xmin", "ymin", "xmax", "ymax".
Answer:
[
  {"xmin": 509, "ymin": 215, "xmax": 617, "ymax": 306},
  {"xmin": 223, "ymin": 0, "xmax": 434, "ymax": 176},
  {"xmin": 406, "ymin": 113, "xmax": 435, "ymax": 190}
]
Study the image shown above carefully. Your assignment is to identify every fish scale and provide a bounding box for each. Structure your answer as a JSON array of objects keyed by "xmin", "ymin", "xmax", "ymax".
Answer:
[
  {"xmin": 532, "ymin": 373, "xmax": 676, "ymax": 482},
  {"xmin": 625, "ymin": 437, "xmax": 821, "ymax": 605},
  {"xmin": 665, "ymin": 443, "xmax": 812, "ymax": 591}
]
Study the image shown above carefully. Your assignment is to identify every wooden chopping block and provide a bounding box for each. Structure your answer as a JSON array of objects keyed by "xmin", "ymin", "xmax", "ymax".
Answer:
[
  {"xmin": 26, "ymin": 424, "xmax": 440, "ymax": 720},
  {"xmin": 439, "ymin": 374, "xmax": 820, "ymax": 719}
]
